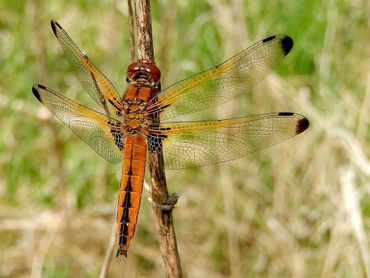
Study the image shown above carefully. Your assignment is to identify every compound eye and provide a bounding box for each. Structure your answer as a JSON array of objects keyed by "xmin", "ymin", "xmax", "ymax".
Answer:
[
  {"xmin": 126, "ymin": 61, "xmax": 161, "ymax": 83},
  {"xmin": 127, "ymin": 62, "xmax": 141, "ymax": 79},
  {"xmin": 147, "ymin": 64, "xmax": 161, "ymax": 83}
]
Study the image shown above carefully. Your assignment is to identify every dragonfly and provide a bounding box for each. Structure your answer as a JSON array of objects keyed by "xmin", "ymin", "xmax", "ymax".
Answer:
[{"xmin": 32, "ymin": 20, "xmax": 309, "ymax": 257}]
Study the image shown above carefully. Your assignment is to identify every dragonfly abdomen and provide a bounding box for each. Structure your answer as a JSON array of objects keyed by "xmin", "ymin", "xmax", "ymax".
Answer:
[{"xmin": 116, "ymin": 134, "xmax": 147, "ymax": 257}]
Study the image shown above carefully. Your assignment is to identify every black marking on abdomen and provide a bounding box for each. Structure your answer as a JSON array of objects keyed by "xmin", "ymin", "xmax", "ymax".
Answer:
[{"xmin": 118, "ymin": 143, "xmax": 134, "ymax": 247}]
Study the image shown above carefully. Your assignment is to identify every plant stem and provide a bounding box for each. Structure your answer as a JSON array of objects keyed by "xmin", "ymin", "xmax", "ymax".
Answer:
[{"xmin": 133, "ymin": 0, "xmax": 182, "ymax": 277}]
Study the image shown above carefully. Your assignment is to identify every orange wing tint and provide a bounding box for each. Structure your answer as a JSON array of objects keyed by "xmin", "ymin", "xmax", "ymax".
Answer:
[
  {"xmin": 149, "ymin": 112, "xmax": 309, "ymax": 169},
  {"xmin": 32, "ymin": 84, "xmax": 123, "ymax": 163},
  {"xmin": 147, "ymin": 35, "xmax": 293, "ymax": 120},
  {"xmin": 50, "ymin": 20, "xmax": 123, "ymax": 118}
]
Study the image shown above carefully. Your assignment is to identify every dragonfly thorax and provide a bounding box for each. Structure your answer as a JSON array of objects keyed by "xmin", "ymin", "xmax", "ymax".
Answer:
[
  {"xmin": 123, "ymin": 112, "xmax": 151, "ymax": 134},
  {"xmin": 123, "ymin": 99, "xmax": 147, "ymax": 113},
  {"xmin": 121, "ymin": 85, "xmax": 157, "ymax": 134}
]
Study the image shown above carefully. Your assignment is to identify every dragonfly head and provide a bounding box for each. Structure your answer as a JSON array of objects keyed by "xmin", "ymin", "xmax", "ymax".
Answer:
[{"xmin": 126, "ymin": 60, "xmax": 161, "ymax": 88}]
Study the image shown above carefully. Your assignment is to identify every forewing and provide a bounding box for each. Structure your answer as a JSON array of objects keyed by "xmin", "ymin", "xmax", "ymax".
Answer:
[
  {"xmin": 147, "ymin": 35, "xmax": 293, "ymax": 120},
  {"xmin": 32, "ymin": 84, "xmax": 123, "ymax": 163},
  {"xmin": 51, "ymin": 20, "xmax": 123, "ymax": 117},
  {"xmin": 148, "ymin": 112, "xmax": 309, "ymax": 169}
]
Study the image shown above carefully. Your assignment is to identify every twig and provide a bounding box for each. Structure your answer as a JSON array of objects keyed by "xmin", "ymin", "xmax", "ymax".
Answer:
[
  {"xmin": 133, "ymin": 0, "xmax": 182, "ymax": 277},
  {"xmin": 134, "ymin": 0, "xmax": 154, "ymax": 60},
  {"xmin": 100, "ymin": 221, "xmax": 116, "ymax": 278},
  {"xmin": 128, "ymin": 0, "xmax": 136, "ymax": 63}
]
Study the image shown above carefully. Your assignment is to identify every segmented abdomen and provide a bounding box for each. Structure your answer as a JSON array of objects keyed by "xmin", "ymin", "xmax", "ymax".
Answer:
[{"xmin": 116, "ymin": 134, "xmax": 147, "ymax": 256}]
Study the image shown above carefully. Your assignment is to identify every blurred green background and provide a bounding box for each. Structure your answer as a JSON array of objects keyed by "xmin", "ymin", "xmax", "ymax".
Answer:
[{"xmin": 1, "ymin": 0, "xmax": 369, "ymax": 277}]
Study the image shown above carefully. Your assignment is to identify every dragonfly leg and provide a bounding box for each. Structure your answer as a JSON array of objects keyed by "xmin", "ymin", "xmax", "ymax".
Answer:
[
  {"xmin": 147, "ymin": 192, "xmax": 180, "ymax": 211},
  {"xmin": 160, "ymin": 192, "xmax": 181, "ymax": 211}
]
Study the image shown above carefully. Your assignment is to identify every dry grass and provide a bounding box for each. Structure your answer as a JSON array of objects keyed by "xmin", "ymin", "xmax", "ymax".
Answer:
[{"xmin": 0, "ymin": 0, "xmax": 369, "ymax": 277}]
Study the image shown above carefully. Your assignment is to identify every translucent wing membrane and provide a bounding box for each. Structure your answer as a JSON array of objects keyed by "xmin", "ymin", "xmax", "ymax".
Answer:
[
  {"xmin": 50, "ymin": 20, "xmax": 123, "ymax": 117},
  {"xmin": 148, "ymin": 112, "xmax": 309, "ymax": 169},
  {"xmin": 32, "ymin": 84, "xmax": 123, "ymax": 163},
  {"xmin": 147, "ymin": 35, "xmax": 293, "ymax": 120}
]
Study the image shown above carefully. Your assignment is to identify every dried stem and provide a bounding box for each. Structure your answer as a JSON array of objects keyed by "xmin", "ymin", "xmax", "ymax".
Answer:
[
  {"xmin": 99, "ymin": 221, "xmax": 116, "ymax": 278},
  {"xmin": 133, "ymin": 0, "xmax": 182, "ymax": 276},
  {"xmin": 127, "ymin": 0, "xmax": 136, "ymax": 63}
]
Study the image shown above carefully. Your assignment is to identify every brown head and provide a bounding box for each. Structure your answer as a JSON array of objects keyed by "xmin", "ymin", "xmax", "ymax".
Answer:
[{"xmin": 126, "ymin": 60, "xmax": 161, "ymax": 88}]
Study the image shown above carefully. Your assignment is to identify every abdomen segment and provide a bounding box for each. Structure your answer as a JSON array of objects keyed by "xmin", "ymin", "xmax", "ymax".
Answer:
[{"xmin": 116, "ymin": 134, "xmax": 147, "ymax": 256}]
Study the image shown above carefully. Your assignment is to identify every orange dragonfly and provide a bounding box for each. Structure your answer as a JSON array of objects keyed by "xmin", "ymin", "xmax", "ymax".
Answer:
[{"xmin": 32, "ymin": 20, "xmax": 309, "ymax": 257}]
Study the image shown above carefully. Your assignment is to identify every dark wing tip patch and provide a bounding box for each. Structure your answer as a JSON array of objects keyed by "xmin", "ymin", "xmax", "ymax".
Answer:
[
  {"xmin": 32, "ymin": 84, "xmax": 43, "ymax": 102},
  {"xmin": 281, "ymin": 36, "xmax": 294, "ymax": 55},
  {"xmin": 278, "ymin": 112, "xmax": 294, "ymax": 116},
  {"xmin": 262, "ymin": 35, "xmax": 276, "ymax": 43},
  {"xmin": 296, "ymin": 117, "xmax": 310, "ymax": 134},
  {"xmin": 50, "ymin": 19, "xmax": 61, "ymax": 37}
]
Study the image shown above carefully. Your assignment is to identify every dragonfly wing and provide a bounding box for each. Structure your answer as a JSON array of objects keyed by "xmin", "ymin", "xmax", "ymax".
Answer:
[
  {"xmin": 147, "ymin": 35, "xmax": 293, "ymax": 120},
  {"xmin": 148, "ymin": 112, "xmax": 309, "ymax": 169},
  {"xmin": 32, "ymin": 84, "xmax": 123, "ymax": 163},
  {"xmin": 51, "ymin": 20, "xmax": 123, "ymax": 117}
]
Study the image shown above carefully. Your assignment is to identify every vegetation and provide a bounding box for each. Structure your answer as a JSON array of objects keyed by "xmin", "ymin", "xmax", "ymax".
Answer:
[{"xmin": 0, "ymin": 0, "xmax": 369, "ymax": 277}]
